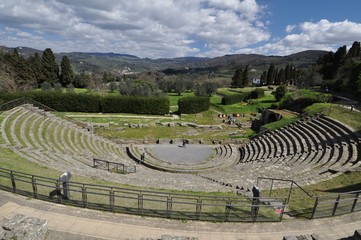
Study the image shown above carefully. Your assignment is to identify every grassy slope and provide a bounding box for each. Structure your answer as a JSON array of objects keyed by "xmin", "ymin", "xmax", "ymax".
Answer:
[{"xmin": 304, "ymin": 103, "xmax": 361, "ymax": 131}]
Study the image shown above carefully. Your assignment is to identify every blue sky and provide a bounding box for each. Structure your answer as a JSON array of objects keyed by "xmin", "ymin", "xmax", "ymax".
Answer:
[{"xmin": 0, "ymin": 0, "xmax": 360, "ymax": 58}]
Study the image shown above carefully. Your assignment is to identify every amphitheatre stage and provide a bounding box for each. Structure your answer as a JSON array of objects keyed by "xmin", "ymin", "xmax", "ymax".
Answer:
[{"xmin": 147, "ymin": 144, "xmax": 214, "ymax": 164}]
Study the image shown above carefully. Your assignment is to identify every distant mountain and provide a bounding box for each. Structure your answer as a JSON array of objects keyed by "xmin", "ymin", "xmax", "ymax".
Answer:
[
  {"xmin": 0, "ymin": 45, "xmax": 327, "ymax": 75},
  {"xmin": 68, "ymin": 52, "xmax": 139, "ymax": 59},
  {"xmin": 0, "ymin": 46, "xmax": 42, "ymax": 57}
]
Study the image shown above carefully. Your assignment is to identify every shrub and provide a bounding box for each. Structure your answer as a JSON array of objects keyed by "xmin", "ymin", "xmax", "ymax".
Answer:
[
  {"xmin": 272, "ymin": 85, "xmax": 288, "ymax": 101},
  {"xmin": 101, "ymin": 96, "xmax": 169, "ymax": 115},
  {"xmin": 221, "ymin": 94, "xmax": 243, "ymax": 105},
  {"xmin": 0, "ymin": 92, "xmax": 169, "ymax": 114},
  {"xmin": 221, "ymin": 92, "xmax": 250, "ymax": 105},
  {"xmin": 249, "ymin": 89, "xmax": 265, "ymax": 99},
  {"xmin": 178, "ymin": 96, "xmax": 210, "ymax": 114}
]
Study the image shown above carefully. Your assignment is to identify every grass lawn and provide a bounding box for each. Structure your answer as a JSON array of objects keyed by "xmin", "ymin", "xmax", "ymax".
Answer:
[
  {"xmin": 265, "ymin": 172, "xmax": 361, "ymax": 214},
  {"xmin": 304, "ymin": 103, "xmax": 361, "ymax": 131},
  {"xmin": 212, "ymin": 94, "xmax": 276, "ymax": 114}
]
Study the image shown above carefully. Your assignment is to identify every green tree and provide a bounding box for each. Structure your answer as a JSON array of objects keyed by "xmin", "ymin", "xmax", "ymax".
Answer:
[
  {"xmin": 241, "ymin": 65, "xmax": 249, "ymax": 87},
  {"xmin": 42, "ymin": 48, "xmax": 59, "ymax": 86},
  {"xmin": 357, "ymin": 73, "xmax": 361, "ymax": 94},
  {"xmin": 173, "ymin": 77, "xmax": 186, "ymax": 96},
  {"xmin": 348, "ymin": 41, "xmax": 360, "ymax": 58},
  {"xmin": 231, "ymin": 68, "xmax": 242, "ymax": 87},
  {"xmin": 109, "ymin": 81, "xmax": 118, "ymax": 93},
  {"xmin": 60, "ymin": 56, "xmax": 74, "ymax": 87},
  {"xmin": 73, "ymin": 72, "xmax": 89, "ymax": 88},
  {"xmin": 204, "ymin": 81, "xmax": 218, "ymax": 96},
  {"xmin": 29, "ymin": 52, "xmax": 45, "ymax": 87},
  {"xmin": 260, "ymin": 71, "xmax": 267, "ymax": 85},
  {"xmin": 0, "ymin": 58, "xmax": 17, "ymax": 92},
  {"xmin": 266, "ymin": 64, "xmax": 275, "ymax": 85},
  {"xmin": 273, "ymin": 85, "xmax": 288, "ymax": 101},
  {"xmin": 6, "ymin": 49, "xmax": 36, "ymax": 90},
  {"xmin": 277, "ymin": 68, "xmax": 285, "ymax": 85}
]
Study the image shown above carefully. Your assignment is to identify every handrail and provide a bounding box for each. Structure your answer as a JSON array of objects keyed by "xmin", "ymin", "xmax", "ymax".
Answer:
[
  {"xmin": 0, "ymin": 167, "xmax": 283, "ymax": 199},
  {"xmin": 257, "ymin": 177, "xmax": 313, "ymax": 198}
]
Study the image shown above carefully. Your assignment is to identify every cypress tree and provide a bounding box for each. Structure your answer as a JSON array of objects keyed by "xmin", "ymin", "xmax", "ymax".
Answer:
[
  {"xmin": 42, "ymin": 48, "xmax": 59, "ymax": 86},
  {"xmin": 60, "ymin": 55, "xmax": 74, "ymax": 87},
  {"xmin": 29, "ymin": 52, "xmax": 45, "ymax": 87},
  {"xmin": 241, "ymin": 65, "xmax": 249, "ymax": 87},
  {"xmin": 231, "ymin": 68, "xmax": 243, "ymax": 87},
  {"xmin": 266, "ymin": 64, "xmax": 275, "ymax": 85}
]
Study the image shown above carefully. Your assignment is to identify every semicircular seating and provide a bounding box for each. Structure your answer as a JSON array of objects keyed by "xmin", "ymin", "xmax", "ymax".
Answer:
[
  {"xmin": 234, "ymin": 115, "xmax": 360, "ymax": 189},
  {"xmin": 1, "ymin": 104, "xmax": 134, "ymax": 171}
]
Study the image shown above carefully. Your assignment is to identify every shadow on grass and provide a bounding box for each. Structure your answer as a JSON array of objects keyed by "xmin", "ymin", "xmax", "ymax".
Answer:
[
  {"xmin": 322, "ymin": 183, "xmax": 361, "ymax": 193},
  {"xmin": 259, "ymin": 99, "xmax": 277, "ymax": 104}
]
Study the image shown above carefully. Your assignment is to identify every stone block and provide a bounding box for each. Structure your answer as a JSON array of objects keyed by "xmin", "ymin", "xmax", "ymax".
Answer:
[{"xmin": 2, "ymin": 214, "xmax": 48, "ymax": 240}]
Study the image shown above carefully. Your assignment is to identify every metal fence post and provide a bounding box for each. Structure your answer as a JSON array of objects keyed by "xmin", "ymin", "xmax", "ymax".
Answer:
[
  {"xmin": 82, "ymin": 185, "xmax": 87, "ymax": 208},
  {"xmin": 269, "ymin": 179, "xmax": 274, "ymax": 197},
  {"xmin": 196, "ymin": 198, "xmax": 202, "ymax": 220},
  {"xmin": 167, "ymin": 196, "xmax": 172, "ymax": 218},
  {"xmin": 287, "ymin": 181, "xmax": 294, "ymax": 204},
  {"xmin": 10, "ymin": 171, "xmax": 16, "ymax": 193},
  {"xmin": 311, "ymin": 197, "xmax": 319, "ymax": 219},
  {"xmin": 138, "ymin": 193, "xmax": 143, "ymax": 214},
  {"xmin": 56, "ymin": 181, "xmax": 62, "ymax": 204},
  {"xmin": 351, "ymin": 192, "xmax": 359, "ymax": 213},
  {"xmin": 109, "ymin": 188, "xmax": 115, "ymax": 212},
  {"xmin": 332, "ymin": 194, "xmax": 341, "ymax": 216},
  {"xmin": 279, "ymin": 199, "xmax": 286, "ymax": 221},
  {"xmin": 31, "ymin": 175, "xmax": 38, "ymax": 199},
  {"xmin": 224, "ymin": 199, "xmax": 231, "ymax": 222}
]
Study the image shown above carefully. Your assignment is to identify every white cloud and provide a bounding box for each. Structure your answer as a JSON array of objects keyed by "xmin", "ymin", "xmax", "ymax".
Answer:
[
  {"xmin": 285, "ymin": 24, "xmax": 296, "ymax": 33},
  {"xmin": 241, "ymin": 19, "xmax": 361, "ymax": 56},
  {"xmin": 0, "ymin": 0, "xmax": 269, "ymax": 58}
]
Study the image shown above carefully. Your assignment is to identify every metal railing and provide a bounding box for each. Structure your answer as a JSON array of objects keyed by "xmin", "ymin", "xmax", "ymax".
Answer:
[
  {"xmin": 93, "ymin": 158, "xmax": 136, "ymax": 174},
  {"xmin": 0, "ymin": 168, "xmax": 285, "ymax": 222},
  {"xmin": 257, "ymin": 177, "xmax": 313, "ymax": 204},
  {"xmin": 257, "ymin": 177, "xmax": 361, "ymax": 219}
]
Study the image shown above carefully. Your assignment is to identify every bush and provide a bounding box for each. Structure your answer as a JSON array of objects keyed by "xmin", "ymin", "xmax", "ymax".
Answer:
[
  {"xmin": 31, "ymin": 92, "xmax": 100, "ymax": 112},
  {"xmin": 101, "ymin": 96, "xmax": 169, "ymax": 115},
  {"xmin": 0, "ymin": 92, "xmax": 169, "ymax": 114},
  {"xmin": 178, "ymin": 96, "xmax": 210, "ymax": 114},
  {"xmin": 221, "ymin": 92, "xmax": 250, "ymax": 105},
  {"xmin": 249, "ymin": 89, "xmax": 265, "ymax": 99},
  {"xmin": 221, "ymin": 94, "xmax": 243, "ymax": 105},
  {"xmin": 272, "ymin": 85, "xmax": 288, "ymax": 102}
]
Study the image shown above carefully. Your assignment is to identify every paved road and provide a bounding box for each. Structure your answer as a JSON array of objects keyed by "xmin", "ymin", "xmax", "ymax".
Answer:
[{"xmin": 0, "ymin": 190, "xmax": 360, "ymax": 240}]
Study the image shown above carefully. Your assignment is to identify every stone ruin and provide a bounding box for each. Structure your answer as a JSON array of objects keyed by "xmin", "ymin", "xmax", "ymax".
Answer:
[{"xmin": 0, "ymin": 214, "xmax": 48, "ymax": 240}]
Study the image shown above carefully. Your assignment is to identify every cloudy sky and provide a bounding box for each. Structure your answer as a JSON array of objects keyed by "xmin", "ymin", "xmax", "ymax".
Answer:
[{"xmin": 0, "ymin": 0, "xmax": 361, "ymax": 58}]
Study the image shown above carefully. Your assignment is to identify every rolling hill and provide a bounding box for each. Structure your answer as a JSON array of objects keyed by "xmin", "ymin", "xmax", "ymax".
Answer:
[{"xmin": 0, "ymin": 45, "xmax": 326, "ymax": 75}]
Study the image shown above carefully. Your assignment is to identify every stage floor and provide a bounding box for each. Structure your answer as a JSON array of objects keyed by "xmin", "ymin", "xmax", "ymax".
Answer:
[{"xmin": 147, "ymin": 144, "xmax": 214, "ymax": 164}]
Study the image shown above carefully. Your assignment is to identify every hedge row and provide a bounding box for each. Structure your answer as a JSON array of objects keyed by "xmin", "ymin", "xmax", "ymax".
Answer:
[
  {"xmin": 249, "ymin": 89, "xmax": 265, "ymax": 99},
  {"xmin": 221, "ymin": 92, "xmax": 249, "ymax": 105},
  {"xmin": 178, "ymin": 96, "xmax": 210, "ymax": 114},
  {"xmin": 101, "ymin": 96, "xmax": 170, "ymax": 114},
  {"xmin": 0, "ymin": 92, "xmax": 169, "ymax": 114}
]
